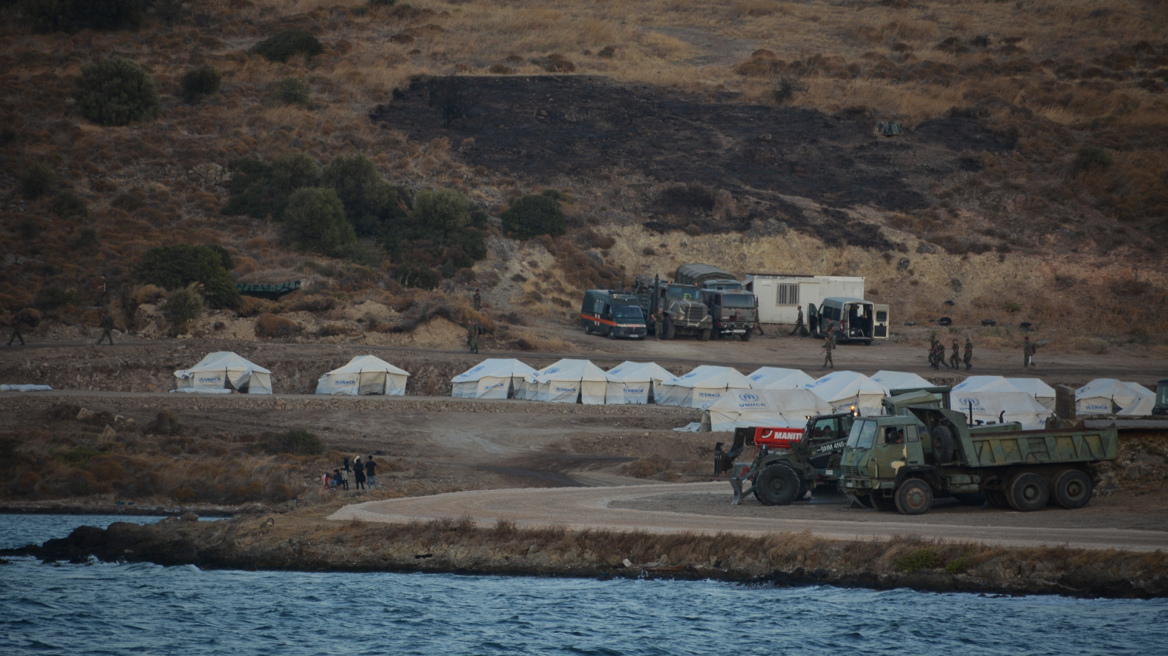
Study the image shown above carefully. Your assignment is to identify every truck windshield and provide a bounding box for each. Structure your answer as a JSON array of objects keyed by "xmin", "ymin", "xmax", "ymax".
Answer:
[
  {"xmin": 667, "ymin": 286, "xmax": 699, "ymax": 300},
  {"xmin": 846, "ymin": 420, "xmax": 877, "ymax": 449},
  {"xmin": 613, "ymin": 306, "xmax": 643, "ymax": 320},
  {"xmin": 720, "ymin": 293, "xmax": 755, "ymax": 308}
]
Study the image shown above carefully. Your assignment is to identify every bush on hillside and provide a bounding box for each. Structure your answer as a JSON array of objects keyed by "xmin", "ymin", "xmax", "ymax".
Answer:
[
  {"xmin": 265, "ymin": 429, "xmax": 324, "ymax": 455},
  {"xmin": 161, "ymin": 283, "xmax": 204, "ymax": 332},
  {"xmin": 223, "ymin": 153, "xmax": 320, "ymax": 220},
  {"xmin": 51, "ymin": 191, "xmax": 88, "ymax": 219},
  {"xmin": 73, "ymin": 55, "xmax": 160, "ymax": 126},
  {"xmin": 180, "ymin": 64, "xmax": 221, "ymax": 104},
  {"xmin": 384, "ymin": 188, "xmax": 486, "ymax": 270},
  {"xmin": 414, "ymin": 187, "xmax": 470, "ymax": 232},
  {"xmin": 67, "ymin": 226, "xmax": 99, "ymax": 249},
  {"xmin": 133, "ymin": 244, "xmax": 240, "ymax": 309},
  {"xmin": 275, "ymin": 77, "xmax": 310, "ymax": 106},
  {"xmin": 321, "ymin": 153, "xmax": 408, "ymax": 237},
  {"xmin": 33, "ymin": 284, "xmax": 83, "ymax": 310},
  {"xmin": 501, "ymin": 191, "xmax": 567, "ymax": 239},
  {"xmin": 20, "ymin": 0, "xmax": 143, "ymax": 33},
  {"xmin": 20, "ymin": 163, "xmax": 53, "ymax": 200},
  {"xmin": 395, "ymin": 263, "xmax": 441, "ymax": 290},
  {"xmin": 281, "ymin": 187, "xmax": 356, "ymax": 255},
  {"xmin": 251, "ymin": 30, "xmax": 324, "ymax": 63},
  {"xmin": 1074, "ymin": 145, "xmax": 1113, "ymax": 172}
]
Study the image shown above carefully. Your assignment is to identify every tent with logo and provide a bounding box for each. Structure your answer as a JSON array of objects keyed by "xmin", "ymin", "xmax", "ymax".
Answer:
[
  {"xmin": 1076, "ymin": 379, "xmax": 1155, "ymax": 416},
  {"xmin": 524, "ymin": 358, "xmax": 608, "ymax": 404},
  {"xmin": 747, "ymin": 367, "xmax": 814, "ymax": 390},
  {"xmin": 703, "ymin": 388, "xmax": 833, "ymax": 431},
  {"xmin": 451, "ymin": 358, "xmax": 535, "ymax": 399},
  {"xmin": 315, "ymin": 355, "xmax": 409, "ymax": 396},
  {"xmin": 174, "ymin": 351, "xmax": 272, "ymax": 394},
  {"xmin": 801, "ymin": 371, "xmax": 887, "ymax": 414},
  {"xmin": 1004, "ymin": 377, "xmax": 1057, "ymax": 411},
  {"xmin": 604, "ymin": 361, "xmax": 675, "ymax": 405},
  {"xmin": 871, "ymin": 370, "xmax": 934, "ymax": 394},
  {"xmin": 656, "ymin": 365, "xmax": 754, "ymax": 408},
  {"xmin": 950, "ymin": 376, "xmax": 1050, "ymax": 428}
]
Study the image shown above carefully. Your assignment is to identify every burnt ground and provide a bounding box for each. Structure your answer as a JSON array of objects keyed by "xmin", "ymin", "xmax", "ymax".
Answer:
[{"xmin": 371, "ymin": 76, "xmax": 1015, "ymax": 247}]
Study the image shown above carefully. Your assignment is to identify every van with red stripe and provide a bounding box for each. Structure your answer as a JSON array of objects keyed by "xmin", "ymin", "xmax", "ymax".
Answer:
[{"xmin": 580, "ymin": 289, "xmax": 647, "ymax": 339}]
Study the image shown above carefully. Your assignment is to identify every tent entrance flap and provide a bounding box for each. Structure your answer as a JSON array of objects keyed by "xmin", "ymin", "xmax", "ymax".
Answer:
[{"xmin": 358, "ymin": 371, "xmax": 387, "ymax": 395}]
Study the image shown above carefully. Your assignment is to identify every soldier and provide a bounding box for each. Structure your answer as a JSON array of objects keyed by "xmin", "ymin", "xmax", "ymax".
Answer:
[
  {"xmin": 927, "ymin": 338, "xmax": 936, "ymax": 369},
  {"xmin": 1023, "ymin": 335, "xmax": 1037, "ymax": 369},
  {"xmin": 937, "ymin": 339, "xmax": 949, "ymax": 370},
  {"xmin": 949, "ymin": 339, "xmax": 960, "ymax": 370},
  {"xmin": 789, "ymin": 305, "xmax": 807, "ymax": 336},
  {"xmin": 467, "ymin": 320, "xmax": 481, "ymax": 354},
  {"xmin": 822, "ymin": 334, "xmax": 834, "ymax": 369},
  {"xmin": 7, "ymin": 310, "xmax": 28, "ymax": 346},
  {"xmin": 654, "ymin": 309, "xmax": 665, "ymax": 339},
  {"xmin": 963, "ymin": 337, "xmax": 973, "ymax": 371},
  {"xmin": 472, "ymin": 288, "xmax": 481, "ymax": 311},
  {"xmin": 96, "ymin": 310, "xmax": 115, "ymax": 345}
]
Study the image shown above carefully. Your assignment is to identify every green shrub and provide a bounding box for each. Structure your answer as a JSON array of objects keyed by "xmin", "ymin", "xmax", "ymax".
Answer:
[
  {"xmin": 1074, "ymin": 145, "xmax": 1113, "ymax": 172},
  {"xmin": 772, "ymin": 75, "xmax": 806, "ymax": 104},
  {"xmin": 20, "ymin": 162, "xmax": 54, "ymax": 199},
  {"xmin": 281, "ymin": 187, "xmax": 357, "ymax": 255},
  {"xmin": 223, "ymin": 153, "xmax": 320, "ymax": 220},
  {"xmin": 73, "ymin": 55, "xmax": 160, "ymax": 126},
  {"xmin": 266, "ymin": 429, "xmax": 325, "ymax": 455},
  {"xmin": 67, "ymin": 226, "xmax": 99, "ymax": 249},
  {"xmin": 33, "ymin": 284, "xmax": 83, "ymax": 309},
  {"xmin": 944, "ymin": 553, "xmax": 974, "ymax": 575},
  {"xmin": 251, "ymin": 30, "xmax": 324, "ymax": 63},
  {"xmin": 51, "ymin": 191, "xmax": 88, "ymax": 219},
  {"xmin": 414, "ymin": 187, "xmax": 470, "ymax": 232},
  {"xmin": 501, "ymin": 191, "xmax": 567, "ymax": 239},
  {"xmin": 133, "ymin": 244, "xmax": 241, "ymax": 309},
  {"xmin": 322, "ymin": 153, "xmax": 408, "ymax": 237},
  {"xmin": 161, "ymin": 283, "xmax": 204, "ymax": 331},
  {"xmin": 395, "ymin": 263, "xmax": 441, "ymax": 289},
  {"xmin": 275, "ymin": 77, "xmax": 310, "ymax": 106},
  {"xmin": 56, "ymin": 445, "xmax": 101, "ymax": 467},
  {"xmin": 894, "ymin": 548, "xmax": 942, "ymax": 573},
  {"xmin": 180, "ymin": 63, "xmax": 221, "ymax": 104},
  {"xmin": 20, "ymin": 0, "xmax": 143, "ymax": 33}
]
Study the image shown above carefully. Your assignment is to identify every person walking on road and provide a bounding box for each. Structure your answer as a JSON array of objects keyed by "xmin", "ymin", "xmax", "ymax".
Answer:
[
  {"xmin": 1023, "ymin": 335, "xmax": 1037, "ymax": 369},
  {"xmin": 7, "ymin": 310, "xmax": 29, "ymax": 346},
  {"xmin": 821, "ymin": 334, "xmax": 834, "ymax": 369},
  {"xmin": 472, "ymin": 289, "xmax": 481, "ymax": 311},
  {"xmin": 353, "ymin": 456, "xmax": 367, "ymax": 490},
  {"xmin": 789, "ymin": 306, "xmax": 807, "ymax": 336},
  {"xmin": 365, "ymin": 456, "xmax": 378, "ymax": 489},
  {"xmin": 949, "ymin": 339, "xmax": 961, "ymax": 370},
  {"xmin": 96, "ymin": 310, "xmax": 115, "ymax": 345},
  {"xmin": 963, "ymin": 337, "xmax": 973, "ymax": 371}
]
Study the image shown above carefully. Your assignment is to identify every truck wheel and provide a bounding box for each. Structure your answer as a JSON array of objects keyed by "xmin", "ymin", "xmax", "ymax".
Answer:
[
  {"xmin": 1006, "ymin": 472, "xmax": 1049, "ymax": 512},
  {"xmin": 663, "ymin": 317, "xmax": 676, "ymax": 340},
  {"xmin": 755, "ymin": 464, "xmax": 801, "ymax": 506},
  {"xmin": 1052, "ymin": 469, "xmax": 1093, "ymax": 509},
  {"xmin": 583, "ymin": 323, "xmax": 592, "ymax": 335},
  {"xmin": 698, "ymin": 328, "xmax": 710, "ymax": 341},
  {"xmin": 741, "ymin": 330, "xmax": 751, "ymax": 342},
  {"xmin": 871, "ymin": 493, "xmax": 897, "ymax": 512},
  {"xmin": 895, "ymin": 479, "xmax": 933, "ymax": 515},
  {"xmin": 985, "ymin": 490, "xmax": 1010, "ymax": 509},
  {"xmin": 932, "ymin": 425, "xmax": 955, "ymax": 464},
  {"xmin": 608, "ymin": 327, "xmax": 617, "ymax": 340}
]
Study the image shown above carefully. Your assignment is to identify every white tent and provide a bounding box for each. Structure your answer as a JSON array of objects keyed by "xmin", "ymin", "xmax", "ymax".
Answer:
[
  {"xmin": 704, "ymin": 388, "xmax": 833, "ymax": 432},
  {"xmin": 656, "ymin": 365, "xmax": 754, "ymax": 408},
  {"xmin": 451, "ymin": 358, "xmax": 535, "ymax": 399},
  {"xmin": 174, "ymin": 351, "xmax": 272, "ymax": 394},
  {"xmin": 316, "ymin": 355, "xmax": 409, "ymax": 396},
  {"xmin": 605, "ymin": 361, "xmax": 675, "ymax": 405},
  {"xmin": 871, "ymin": 370, "xmax": 934, "ymax": 393},
  {"xmin": 527, "ymin": 359, "xmax": 608, "ymax": 404},
  {"xmin": 1004, "ymin": 377, "xmax": 1057, "ymax": 411},
  {"xmin": 802, "ymin": 371, "xmax": 888, "ymax": 414},
  {"xmin": 950, "ymin": 392, "xmax": 1051, "ymax": 429},
  {"xmin": 1117, "ymin": 383, "xmax": 1156, "ymax": 417},
  {"xmin": 1076, "ymin": 379, "xmax": 1155, "ymax": 416},
  {"xmin": 747, "ymin": 367, "xmax": 814, "ymax": 390}
]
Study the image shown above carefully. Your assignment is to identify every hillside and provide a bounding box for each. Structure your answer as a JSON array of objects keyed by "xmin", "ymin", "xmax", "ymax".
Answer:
[{"xmin": 1, "ymin": 0, "xmax": 1167, "ymax": 349}]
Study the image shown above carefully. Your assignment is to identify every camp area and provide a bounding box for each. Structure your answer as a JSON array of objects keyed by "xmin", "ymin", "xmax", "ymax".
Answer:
[
  {"xmin": 451, "ymin": 358, "xmax": 537, "ymax": 400},
  {"xmin": 315, "ymin": 355, "xmax": 410, "ymax": 396},
  {"xmin": 173, "ymin": 351, "xmax": 272, "ymax": 394}
]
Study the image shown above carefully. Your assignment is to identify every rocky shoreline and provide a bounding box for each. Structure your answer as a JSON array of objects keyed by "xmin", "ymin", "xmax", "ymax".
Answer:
[{"xmin": 4, "ymin": 510, "xmax": 1166, "ymax": 599}]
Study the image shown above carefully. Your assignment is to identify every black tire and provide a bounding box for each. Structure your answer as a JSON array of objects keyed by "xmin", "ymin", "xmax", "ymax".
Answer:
[
  {"xmin": 607, "ymin": 327, "xmax": 617, "ymax": 340},
  {"xmin": 1006, "ymin": 472, "xmax": 1049, "ymax": 512},
  {"xmin": 895, "ymin": 478, "xmax": 933, "ymax": 515},
  {"xmin": 985, "ymin": 490, "xmax": 1010, "ymax": 509},
  {"xmin": 1052, "ymin": 469, "xmax": 1093, "ymax": 509},
  {"xmin": 932, "ymin": 425, "xmax": 955, "ymax": 464},
  {"xmin": 662, "ymin": 317, "xmax": 676, "ymax": 340},
  {"xmin": 871, "ymin": 493, "xmax": 897, "ymax": 512},
  {"xmin": 755, "ymin": 464, "xmax": 802, "ymax": 506},
  {"xmin": 741, "ymin": 329, "xmax": 751, "ymax": 342},
  {"xmin": 583, "ymin": 322, "xmax": 592, "ymax": 335},
  {"xmin": 698, "ymin": 328, "xmax": 710, "ymax": 341}
]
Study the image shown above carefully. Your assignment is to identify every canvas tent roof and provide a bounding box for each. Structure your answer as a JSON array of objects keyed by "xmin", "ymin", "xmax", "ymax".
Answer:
[
  {"xmin": 452, "ymin": 358, "xmax": 535, "ymax": 399},
  {"xmin": 316, "ymin": 355, "xmax": 409, "ymax": 396},
  {"xmin": 950, "ymin": 391, "xmax": 1051, "ymax": 429},
  {"xmin": 1076, "ymin": 378, "xmax": 1155, "ymax": 416},
  {"xmin": 174, "ymin": 351, "xmax": 272, "ymax": 394},
  {"xmin": 605, "ymin": 361, "xmax": 674, "ymax": 405},
  {"xmin": 801, "ymin": 371, "xmax": 887, "ymax": 414},
  {"xmin": 657, "ymin": 365, "xmax": 753, "ymax": 408},
  {"xmin": 747, "ymin": 367, "xmax": 814, "ymax": 390},
  {"xmin": 952, "ymin": 376, "xmax": 1025, "ymax": 394},
  {"xmin": 870, "ymin": 370, "xmax": 934, "ymax": 393},
  {"xmin": 1117, "ymin": 383, "xmax": 1155, "ymax": 416},
  {"xmin": 525, "ymin": 359, "xmax": 608, "ymax": 404},
  {"xmin": 704, "ymin": 388, "xmax": 833, "ymax": 431},
  {"xmin": 1004, "ymin": 377, "xmax": 1057, "ymax": 411}
]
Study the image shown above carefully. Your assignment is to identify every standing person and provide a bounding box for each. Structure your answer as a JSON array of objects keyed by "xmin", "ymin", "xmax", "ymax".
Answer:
[
  {"xmin": 96, "ymin": 309, "xmax": 115, "ymax": 345},
  {"xmin": 789, "ymin": 306, "xmax": 806, "ymax": 336},
  {"xmin": 7, "ymin": 310, "xmax": 27, "ymax": 346},
  {"xmin": 353, "ymin": 456, "xmax": 367, "ymax": 490},
  {"xmin": 472, "ymin": 288, "xmax": 482, "ymax": 311},
  {"xmin": 963, "ymin": 337, "xmax": 973, "ymax": 371},
  {"xmin": 365, "ymin": 456, "xmax": 378, "ymax": 489},
  {"xmin": 936, "ymin": 339, "xmax": 949, "ymax": 370},
  {"xmin": 340, "ymin": 457, "xmax": 351, "ymax": 491},
  {"xmin": 927, "ymin": 338, "xmax": 937, "ymax": 369},
  {"xmin": 822, "ymin": 334, "xmax": 834, "ymax": 369},
  {"xmin": 654, "ymin": 309, "xmax": 665, "ymax": 339},
  {"xmin": 467, "ymin": 320, "xmax": 481, "ymax": 354},
  {"xmin": 1023, "ymin": 335, "xmax": 1037, "ymax": 369},
  {"xmin": 949, "ymin": 339, "xmax": 961, "ymax": 370}
]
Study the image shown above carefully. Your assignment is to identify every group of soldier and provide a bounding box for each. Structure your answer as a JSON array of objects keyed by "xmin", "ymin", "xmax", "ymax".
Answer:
[
  {"xmin": 928, "ymin": 337, "xmax": 973, "ymax": 371},
  {"xmin": 7, "ymin": 308, "xmax": 115, "ymax": 347}
]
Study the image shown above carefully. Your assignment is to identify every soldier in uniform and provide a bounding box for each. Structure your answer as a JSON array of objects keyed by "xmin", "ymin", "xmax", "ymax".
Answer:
[
  {"xmin": 822, "ymin": 334, "xmax": 834, "ymax": 369},
  {"xmin": 789, "ymin": 305, "xmax": 807, "ymax": 336},
  {"xmin": 963, "ymin": 337, "xmax": 973, "ymax": 371},
  {"xmin": 472, "ymin": 288, "xmax": 481, "ymax": 311},
  {"xmin": 1023, "ymin": 335, "xmax": 1036, "ymax": 369},
  {"xmin": 654, "ymin": 309, "xmax": 665, "ymax": 339},
  {"xmin": 7, "ymin": 310, "xmax": 27, "ymax": 346},
  {"xmin": 467, "ymin": 320, "xmax": 481, "ymax": 354},
  {"xmin": 96, "ymin": 310, "xmax": 115, "ymax": 345},
  {"xmin": 949, "ymin": 339, "xmax": 961, "ymax": 370}
]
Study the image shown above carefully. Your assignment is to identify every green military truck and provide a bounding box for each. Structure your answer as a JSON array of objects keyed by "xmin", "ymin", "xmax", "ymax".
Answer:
[
  {"xmin": 633, "ymin": 274, "xmax": 713, "ymax": 340},
  {"xmin": 714, "ymin": 410, "xmax": 857, "ymax": 506},
  {"xmin": 840, "ymin": 406, "xmax": 1119, "ymax": 515}
]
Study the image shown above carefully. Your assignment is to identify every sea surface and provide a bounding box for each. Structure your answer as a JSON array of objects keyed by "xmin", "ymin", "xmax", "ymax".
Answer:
[{"xmin": 2, "ymin": 514, "xmax": 1167, "ymax": 656}]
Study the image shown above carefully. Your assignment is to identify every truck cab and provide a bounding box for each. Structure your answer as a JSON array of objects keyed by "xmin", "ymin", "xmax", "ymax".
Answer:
[
  {"xmin": 634, "ymin": 275, "xmax": 712, "ymax": 340},
  {"xmin": 580, "ymin": 290, "xmax": 647, "ymax": 339},
  {"xmin": 701, "ymin": 290, "xmax": 759, "ymax": 341}
]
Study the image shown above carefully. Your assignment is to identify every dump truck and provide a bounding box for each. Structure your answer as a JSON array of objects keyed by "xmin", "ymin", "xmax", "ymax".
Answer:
[
  {"xmin": 714, "ymin": 410, "xmax": 858, "ymax": 506},
  {"xmin": 633, "ymin": 274, "xmax": 713, "ymax": 340},
  {"xmin": 839, "ymin": 406, "xmax": 1119, "ymax": 515},
  {"xmin": 701, "ymin": 289, "xmax": 759, "ymax": 341}
]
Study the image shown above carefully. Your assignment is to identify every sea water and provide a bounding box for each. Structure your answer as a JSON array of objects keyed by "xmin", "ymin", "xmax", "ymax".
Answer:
[{"xmin": 2, "ymin": 514, "xmax": 1166, "ymax": 656}]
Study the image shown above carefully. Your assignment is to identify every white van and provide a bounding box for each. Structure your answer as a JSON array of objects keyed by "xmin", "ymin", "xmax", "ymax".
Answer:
[{"xmin": 809, "ymin": 297, "xmax": 889, "ymax": 344}]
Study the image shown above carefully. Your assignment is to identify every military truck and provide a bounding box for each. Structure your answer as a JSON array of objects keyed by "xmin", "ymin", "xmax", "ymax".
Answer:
[
  {"xmin": 580, "ymin": 289, "xmax": 647, "ymax": 339},
  {"xmin": 701, "ymin": 289, "xmax": 759, "ymax": 341},
  {"xmin": 633, "ymin": 274, "xmax": 713, "ymax": 340},
  {"xmin": 675, "ymin": 263, "xmax": 736, "ymax": 288},
  {"xmin": 839, "ymin": 406, "xmax": 1119, "ymax": 515},
  {"xmin": 714, "ymin": 410, "xmax": 858, "ymax": 506}
]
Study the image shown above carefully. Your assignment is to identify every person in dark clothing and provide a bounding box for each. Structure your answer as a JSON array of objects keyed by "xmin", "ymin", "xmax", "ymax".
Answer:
[
  {"xmin": 7, "ymin": 311, "xmax": 27, "ymax": 346},
  {"xmin": 340, "ymin": 457, "xmax": 351, "ymax": 490},
  {"xmin": 353, "ymin": 456, "xmax": 367, "ymax": 490},
  {"xmin": 96, "ymin": 310, "xmax": 115, "ymax": 345},
  {"xmin": 331, "ymin": 469, "xmax": 342, "ymax": 489},
  {"xmin": 365, "ymin": 456, "xmax": 378, "ymax": 489},
  {"xmin": 789, "ymin": 305, "xmax": 807, "ymax": 336},
  {"xmin": 473, "ymin": 289, "xmax": 482, "ymax": 311}
]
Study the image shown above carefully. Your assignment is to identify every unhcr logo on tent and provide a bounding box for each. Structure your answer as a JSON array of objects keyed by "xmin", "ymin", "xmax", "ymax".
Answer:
[
  {"xmin": 484, "ymin": 382, "xmax": 505, "ymax": 391},
  {"xmin": 336, "ymin": 379, "xmax": 356, "ymax": 386},
  {"xmin": 698, "ymin": 391, "xmax": 721, "ymax": 399},
  {"xmin": 740, "ymin": 393, "xmax": 760, "ymax": 402},
  {"xmin": 554, "ymin": 386, "xmax": 576, "ymax": 393},
  {"xmin": 623, "ymin": 387, "xmax": 644, "ymax": 395},
  {"xmin": 956, "ymin": 397, "xmax": 987, "ymax": 412},
  {"xmin": 197, "ymin": 376, "xmax": 222, "ymax": 384}
]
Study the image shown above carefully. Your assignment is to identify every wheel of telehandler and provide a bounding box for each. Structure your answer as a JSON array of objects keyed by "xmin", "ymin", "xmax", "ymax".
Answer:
[
  {"xmin": 1006, "ymin": 472, "xmax": 1049, "ymax": 512},
  {"xmin": 698, "ymin": 328, "xmax": 710, "ymax": 341},
  {"xmin": 985, "ymin": 490, "xmax": 1010, "ymax": 509},
  {"xmin": 1051, "ymin": 469, "xmax": 1093, "ymax": 509},
  {"xmin": 895, "ymin": 479, "xmax": 933, "ymax": 515},
  {"xmin": 871, "ymin": 493, "xmax": 897, "ymax": 512},
  {"xmin": 755, "ymin": 464, "xmax": 801, "ymax": 506},
  {"xmin": 663, "ymin": 317, "xmax": 676, "ymax": 340}
]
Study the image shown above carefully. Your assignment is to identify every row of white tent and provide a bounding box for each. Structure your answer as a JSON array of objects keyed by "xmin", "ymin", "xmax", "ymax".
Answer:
[{"xmin": 173, "ymin": 352, "xmax": 410, "ymax": 396}]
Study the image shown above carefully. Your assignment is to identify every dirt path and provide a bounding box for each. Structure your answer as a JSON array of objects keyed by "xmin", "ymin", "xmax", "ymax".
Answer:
[{"xmin": 331, "ymin": 482, "xmax": 1168, "ymax": 551}]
